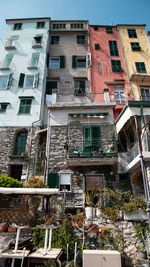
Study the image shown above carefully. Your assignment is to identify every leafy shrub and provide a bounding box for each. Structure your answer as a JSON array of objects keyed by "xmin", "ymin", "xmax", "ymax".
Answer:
[
  {"xmin": 122, "ymin": 196, "xmax": 146, "ymax": 214},
  {"xmin": 25, "ymin": 177, "xmax": 46, "ymax": 188},
  {"xmin": 0, "ymin": 174, "xmax": 23, "ymax": 188}
]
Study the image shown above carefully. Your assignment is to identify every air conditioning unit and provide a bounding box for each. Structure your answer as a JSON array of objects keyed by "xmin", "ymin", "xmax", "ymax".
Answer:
[{"xmin": 83, "ymin": 250, "xmax": 121, "ymax": 267}]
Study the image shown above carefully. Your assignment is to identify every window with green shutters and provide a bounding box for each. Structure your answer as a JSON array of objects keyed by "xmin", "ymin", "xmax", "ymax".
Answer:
[
  {"xmin": 135, "ymin": 62, "xmax": 146, "ymax": 73},
  {"xmin": 47, "ymin": 172, "xmax": 59, "ymax": 188},
  {"xmin": 128, "ymin": 29, "xmax": 137, "ymax": 38},
  {"xmin": 106, "ymin": 27, "xmax": 113, "ymax": 34},
  {"xmin": 15, "ymin": 131, "xmax": 27, "ymax": 155},
  {"xmin": 72, "ymin": 56, "xmax": 86, "ymax": 68},
  {"xmin": 131, "ymin": 42, "xmax": 141, "ymax": 51},
  {"xmin": 18, "ymin": 73, "xmax": 39, "ymax": 88},
  {"xmin": 18, "ymin": 98, "xmax": 32, "ymax": 114},
  {"xmin": 49, "ymin": 56, "xmax": 65, "ymax": 69},
  {"xmin": 76, "ymin": 35, "xmax": 86, "ymax": 44},
  {"xmin": 109, "ymin": 41, "xmax": 119, "ymax": 56},
  {"xmin": 83, "ymin": 126, "xmax": 101, "ymax": 152},
  {"xmin": 111, "ymin": 60, "xmax": 122, "ymax": 72},
  {"xmin": 51, "ymin": 36, "xmax": 60, "ymax": 45}
]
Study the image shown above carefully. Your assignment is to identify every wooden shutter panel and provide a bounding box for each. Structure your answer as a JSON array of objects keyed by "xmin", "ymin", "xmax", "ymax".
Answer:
[
  {"xmin": 83, "ymin": 127, "xmax": 92, "ymax": 152},
  {"xmin": 18, "ymin": 73, "xmax": 25, "ymax": 88},
  {"xmin": 60, "ymin": 56, "xmax": 65, "ymax": 68},
  {"xmin": 92, "ymin": 126, "xmax": 100, "ymax": 148},
  {"xmin": 33, "ymin": 73, "xmax": 39, "ymax": 88},
  {"xmin": 47, "ymin": 172, "xmax": 59, "ymax": 188},
  {"xmin": 72, "ymin": 56, "xmax": 77, "ymax": 68},
  {"xmin": 7, "ymin": 73, "xmax": 13, "ymax": 89}
]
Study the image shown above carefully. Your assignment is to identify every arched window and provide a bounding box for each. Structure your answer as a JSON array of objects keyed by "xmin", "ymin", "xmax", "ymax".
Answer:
[{"xmin": 15, "ymin": 131, "xmax": 27, "ymax": 155}]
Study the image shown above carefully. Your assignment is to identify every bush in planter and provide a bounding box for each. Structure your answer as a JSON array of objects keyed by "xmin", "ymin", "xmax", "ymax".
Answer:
[
  {"xmin": 122, "ymin": 196, "xmax": 146, "ymax": 214},
  {"xmin": 0, "ymin": 174, "xmax": 23, "ymax": 188}
]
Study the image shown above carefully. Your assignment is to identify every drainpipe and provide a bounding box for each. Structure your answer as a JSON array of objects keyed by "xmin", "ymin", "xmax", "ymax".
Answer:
[{"xmin": 135, "ymin": 115, "xmax": 150, "ymax": 227}]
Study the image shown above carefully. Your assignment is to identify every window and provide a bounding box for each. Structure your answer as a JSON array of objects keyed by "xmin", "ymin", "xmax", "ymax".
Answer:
[
  {"xmin": 76, "ymin": 35, "xmax": 86, "ymax": 44},
  {"xmin": 0, "ymin": 103, "xmax": 9, "ymax": 113},
  {"xmin": 18, "ymin": 97, "xmax": 33, "ymax": 114},
  {"xmin": 5, "ymin": 36, "xmax": 18, "ymax": 49},
  {"xmin": 18, "ymin": 73, "xmax": 39, "ymax": 88},
  {"xmin": 128, "ymin": 29, "xmax": 137, "ymax": 38},
  {"xmin": 111, "ymin": 60, "xmax": 122, "ymax": 72},
  {"xmin": 72, "ymin": 56, "xmax": 86, "ymax": 68},
  {"xmin": 46, "ymin": 81, "xmax": 57, "ymax": 94},
  {"xmin": 94, "ymin": 26, "xmax": 98, "ymax": 31},
  {"xmin": 2, "ymin": 54, "xmax": 13, "ymax": 69},
  {"xmin": 71, "ymin": 24, "xmax": 83, "ymax": 29},
  {"xmin": 53, "ymin": 24, "xmax": 66, "ymax": 29},
  {"xmin": 36, "ymin": 22, "xmax": 45, "ymax": 29},
  {"xmin": 131, "ymin": 42, "xmax": 141, "ymax": 51},
  {"xmin": 135, "ymin": 62, "xmax": 146, "ymax": 73},
  {"xmin": 95, "ymin": 43, "xmax": 100, "ymax": 50},
  {"xmin": 0, "ymin": 74, "xmax": 13, "ymax": 89},
  {"xmin": 140, "ymin": 86, "xmax": 150, "ymax": 101},
  {"xmin": 51, "ymin": 36, "xmax": 60, "ymax": 44},
  {"xmin": 98, "ymin": 63, "xmax": 102, "ymax": 75},
  {"xmin": 33, "ymin": 35, "xmax": 43, "ymax": 46},
  {"xmin": 49, "ymin": 56, "xmax": 65, "ymax": 68},
  {"xmin": 13, "ymin": 23, "xmax": 22, "ymax": 30},
  {"xmin": 74, "ymin": 80, "xmax": 86, "ymax": 96},
  {"xmin": 29, "ymin": 52, "xmax": 40, "ymax": 68},
  {"xmin": 109, "ymin": 41, "xmax": 119, "ymax": 56},
  {"xmin": 15, "ymin": 131, "xmax": 27, "ymax": 155},
  {"xmin": 47, "ymin": 172, "xmax": 59, "ymax": 188},
  {"xmin": 83, "ymin": 126, "xmax": 101, "ymax": 152},
  {"xmin": 59, "ymin": 173, "xmax": 71, "ymax": 191},
  {"xmin": 106, "ymin": 27, "xmax": 113, "ymax": 34},
  {"xmin": 114, "ymin": 87, "xmax": 125, "ymax": 104}
]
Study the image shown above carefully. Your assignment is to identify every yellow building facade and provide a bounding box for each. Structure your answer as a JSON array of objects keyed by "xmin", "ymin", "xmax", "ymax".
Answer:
[{"xmin": 117, "ymin": 25, "xmax": 150, "ymax": 101}]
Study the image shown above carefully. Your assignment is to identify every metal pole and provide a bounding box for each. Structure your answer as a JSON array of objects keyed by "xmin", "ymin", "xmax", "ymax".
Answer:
[
  {"xmin": 43, "ymin": 228, "xmax": 49, "ymax": 256},
  {"xmin": 48, "ymin": 228, "xmax": 52, "ymax": 251},
  {"xmin": 135, "ymin": 116, "xmax": 150, "ymax": 227},
  {"xmin": 14, "ymin": 227, "xmax": 21, "ymax": 253}
]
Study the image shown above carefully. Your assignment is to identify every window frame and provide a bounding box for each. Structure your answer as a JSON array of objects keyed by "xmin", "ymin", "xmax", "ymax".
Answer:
[
  {"xmin": 95, "ymin": 43, "xmax": 100, "ymax": 50},
  {"xmin": 74, "ymin": 79, "xmax": 86, "ymax": 96},
  {"xmin": 76, "ymin": 35, "xmax": 86, "ymax": 45},
  {"xmin": 109, "ymin": 40, "xmax": 119, "ymax": 56},
  {"xmin": 18, "ymin": 98, "xmax": 33, "ymax": 115},
  {"xmin": 71, "ymin": 23, "xmax": 83, "ymax": 29},
  {"xmin": 59, "ymin": 173, "xmax": 71, "ymax": 192},
  {"xmin": 0, "ymin": 103, "xmax": 8, "ymax": 113},
  {"xmin": 13, "ymin": 23, "xmax": 22, "ymax": 30},
  {"xmin": 83, "ymin": 126, "xmax": 101, "ymax": 152},
  {"xmin": 131, "ymin": 42, "xmax": 141, "ymax": 51},
  {"xmin": 140, "ymin": 86, "xmax": 150, "ymax": 101},
  {"xmin": 135, "ymin": 62, "xmax": 146, "ymax": 73},
  {"xmin": 49, "ymin": 58, "xmax": 60, "ymax": 69},
  {"xmin": 46, "ymin": 80, "xmax": 58, "ymax": 94},
  {"xmin": 53, "ymin": 23, "xmax": 66, "ymax": 29},
  {"xmin": 114, "ymin": 87, "xmax": 126, "ymax": 104},
  {"xmin": 0, "ymin": 74, "xmax": 12, "ymax": 90},
  {"xmin": 14, "ymin": 131, "xmax": 27, "ymax": 155},
  {"xmin": 36, "ymin": 21, "xmax": 45, "ymax": 29},
  {"xmin": 106, "ymin": 27, "xmax": 113, "ymax": 34},
  {"xmin": 128, "ymin": 29, "xmax": 137, "ymax": 38},
  {"xmin": 111, "ymin": 60, "xmax": 122, "ymax": 73},
  {"xmin": 51, "ymin": 35, "xmax": 60, "ymax": 45}
]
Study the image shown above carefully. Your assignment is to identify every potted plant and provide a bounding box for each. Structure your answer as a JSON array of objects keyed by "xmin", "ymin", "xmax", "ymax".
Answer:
[
  {"xmin": 85, "ymin": 189, "xmax": 96, "ymax": 219},
  {"xmin": 122, "ymin": 196, "xmax": 148, "ymax": 221}
]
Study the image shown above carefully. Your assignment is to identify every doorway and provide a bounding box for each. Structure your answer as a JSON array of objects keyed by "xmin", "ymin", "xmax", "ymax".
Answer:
[{"xmin": 9, "ymin": 165, "xmax": 23, "ymax": 181}]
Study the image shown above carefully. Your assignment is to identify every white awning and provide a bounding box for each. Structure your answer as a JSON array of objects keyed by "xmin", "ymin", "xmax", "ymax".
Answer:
[
  {"xmin": 116, "ymin": 106, "xmax": 150, "ymax": 134},
  {"xmin": 0, "ymin": 188, "xmax": 59, "ymax": 195}
]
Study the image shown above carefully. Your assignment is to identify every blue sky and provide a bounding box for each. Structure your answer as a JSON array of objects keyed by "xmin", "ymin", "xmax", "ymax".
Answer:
[{"xmin": 0, "ymin": 0, "xmax": 149, "ymax": 36}]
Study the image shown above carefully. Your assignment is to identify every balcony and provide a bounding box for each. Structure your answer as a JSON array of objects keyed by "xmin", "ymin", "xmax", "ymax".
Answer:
[
  {"xmin": 130, "ymin": 73, "xmax": 150, "ymax": 82},
  {"xmin": 32, "ymin": 38, "xmax": 42, "ymax": 48},
  {"xmin": 5, "ymin": 39, "xmax": 17, "ymax": 50}
]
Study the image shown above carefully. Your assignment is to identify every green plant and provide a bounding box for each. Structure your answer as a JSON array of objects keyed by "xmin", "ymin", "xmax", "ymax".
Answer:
[
  {"xmin": 102, "ymin": 207, "xmax": 120, "ymax": 222},
  {"xmin": 0, "ymin": 174, "xmax": 23, "ymax": 188},
  {"xmin": 25, "ymin": 177, "xmax": 46, "ymax": 188},
  {"xmin": 85, "ymin": 189, "xmax": 96, "ymax": 207},
  {"xmin": 122, "ymin": 196, "xmax": 146, "ymax": 214},
  {"xmin": 44, "ymin": 259, "xmax": 58, "ymax": 267}
]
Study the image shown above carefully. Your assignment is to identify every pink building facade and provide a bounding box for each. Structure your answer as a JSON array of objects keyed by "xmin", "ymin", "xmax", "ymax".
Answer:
[{"xmin": 90, "ymin": 25, "xmax": 132, "ymax": 120}]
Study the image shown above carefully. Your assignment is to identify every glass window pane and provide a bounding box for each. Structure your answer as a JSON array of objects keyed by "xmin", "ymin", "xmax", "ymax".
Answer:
[
  {"xmin": 25, "ymin": 76, "xmax": 34, "ymax": 87},
  {"xmin": 49, "ymin": 59, "xmax": 60, "ymax": 68},
  {"xmin": 0, "ymin": 76, "xmax": 8, "ymax": 89}
]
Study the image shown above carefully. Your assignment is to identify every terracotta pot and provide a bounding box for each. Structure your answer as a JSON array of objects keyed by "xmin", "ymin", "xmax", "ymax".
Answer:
[{"xmin": 0, "ymin": 224, "xmax": 8, "ymax": 232}]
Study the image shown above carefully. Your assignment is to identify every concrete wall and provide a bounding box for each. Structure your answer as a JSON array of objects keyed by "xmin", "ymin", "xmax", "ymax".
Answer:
[{"xmin": 0, "ymin": 18, "xmax": 50, "ymax": 127}]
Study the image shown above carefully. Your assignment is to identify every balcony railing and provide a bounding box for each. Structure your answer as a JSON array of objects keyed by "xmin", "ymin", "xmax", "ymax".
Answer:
[
  {"xmin": 119, "ymin": 143, "xmax": 139, "ymax": 166},
  {"xmin": 5, "ymin": 39, "xmax": 18, "ymax": 50}
]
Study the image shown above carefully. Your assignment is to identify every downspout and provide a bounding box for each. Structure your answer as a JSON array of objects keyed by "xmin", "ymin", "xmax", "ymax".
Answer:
[
  {"xmin": 116, "ymin": 26, "xmax": 134, "ymax": 100},
  {"xmin": 141, "ymin": 104, "xmax": 149, "ymax": 151}
]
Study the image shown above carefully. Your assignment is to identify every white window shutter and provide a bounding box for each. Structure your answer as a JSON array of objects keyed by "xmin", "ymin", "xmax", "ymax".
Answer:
[
  {"xmin": 86, "ymin": 53, "xmax": 91, "ymax": 68},
  {"xmin": 33, "ymin": 73, "xmax": 39, "ymax": 88}
]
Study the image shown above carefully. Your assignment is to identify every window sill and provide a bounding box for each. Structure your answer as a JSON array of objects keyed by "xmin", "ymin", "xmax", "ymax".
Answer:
[
  {"xmin": 5, "ymin": 46, "xmax": 16, "ymax": 50},
  {"xmin": 0, "ymin": 67, "xmax": 10, "ymax": 70},
  {"xmin": 32, "ymin": 44, "xmax": 42, "ymax": 49},
  {"xmin": 27, "ymin": 66, "xmax": 38, "ymax": 70},
  {"xmin": 9, "ymin": 154, "xmax": 25, "ymax": 158}
]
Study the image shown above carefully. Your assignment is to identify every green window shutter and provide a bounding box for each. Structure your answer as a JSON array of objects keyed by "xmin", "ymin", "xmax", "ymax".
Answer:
[
  {"xmin": 60, "ymin": 56, "xmax": 65, "ymax": 68},
  {"xmin": 19, "ymin": 99, "xmax": 32, "ymax": 114},
  {"xmin": 15, "ymin": 132, "xmax": 27, "ymax": 155},
  {"xmin": 33, "ymin": 73, "xmax": 39, "ymax": 88},
  {"xmin": 83, "ymin": 127, "xmax": 92, "ymax": 152},
  {"xmin": 109, "ymin": 41, "xmax": 119, "ymax": 56},
  {"xmin": 7, "ymin": 73, "xmax": 13, "ymax": 89},
  {"xmin": 47, "ymin": 172, "xmax": 59, "ymax": 188},
  {"xmin": 18, "ymin": 73, "xmax": 25, "ymax": 88},
  {"xmin": 72, "ymin": 56, "xmax": 77, "ymax": 68},
  {"xmin": 92, "ymin": 127, "xmax": 101, "ymax": 149}
]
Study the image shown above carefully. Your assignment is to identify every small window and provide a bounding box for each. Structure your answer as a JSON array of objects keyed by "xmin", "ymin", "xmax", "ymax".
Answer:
[
  {"xmin": 18, "ymin": 98, "xmax": 32, "ymax": 114},
  {"xmin": 109, "ymin": 41, "xmax": 119, "ymax": 56},
  {"xmin": 13, "ymin": 23, "xmax": 22, "ymax": 30},
  {"xmin": 0, "ymin": 103, "xmax": 8, "ymax": 113},
  {"xmin": 51, "ymin": 36, "xmax": 60, "ymax": 45},
  {"xmin": 114, "ymin": 87, "xmax": 125, "ymax": 104},
  {"xmin": 30, "ymin": 52, "xmax": 40, "ymax": 68},
  {"xmin": 98, "ymin": 63, "xmax": 102, "ymax": 75},
  {"xmin": 53, "ymin": 24, "xmax": 66, "ymax": 29},
  {"xmin": 2, "ymin": 54, "xmax": 13, "ymax": 69},
  {"xmin": 74, "ymin": 80, "xmax": 86, "ymax": 96},
  {"xmin": 77, "ymin": 57, "xmax": 86, "ymax": 68},
  {"xmin": 49, "ymin": 58, "xmax": 60, "ymax": 69},
  {"xmin": 94, "ymin": 26, "xmax": 98, "ymax": 31},
  {"xmin": 95, "ymin": 43, "xmax": 100, "ymax": 50},
  {"xmin": 83, "ymin": 126, "xmax": 101, "ymax": 152},
  {"xmin": 106, "ymin": 27, "xmax": 113, "ymax": 34},
  {"xmin": 76, "ymin": 35, "xmax": 86, "ymax": 44},
  {"xmin": 71, "ymin": 24, "xmax": 83, "ymax": 29},
  {"xmin": 135, "ymin": 62, "xmax": 146, "ymax": 73},
  {"xmin": 46, "ymin": 81, "xmax": 57, "ymax": 94},
  {"xmin": 59, "ymin": 173, "xmax": 71, "ymax": 192},
  {"xmin": 37, "ymin": 22, "xmax": 45, "ymax": 29},
  {"xmin": 18, "ymin": 73, "xmax": 39, "ymax": 88},
  {"xmin": 25, "ymin": 75, "xmax": 35, "ymax": 88},
  {"xmin": 131, "ymin": 42, "xmax": 141, "ymax": 51},
  {"xmin": 111, "ymin": 60, "xmax": 122, "ymax": 73},
  {"xmin": 128, "ymin": 29, "xmax": 137, "ymax": 38},
  {"xmin": 140, "ymin": 86, "xmax": 150, "ymax": 101},
  {"xmin": 0, "ymin": 74, "xmax": 13, "ymax": 89},
  {"xmin": 15, "ymin": 131, "xmax": 27, "ymax": 155},
  {"xmin": 33, "ymin": 35, "xmax": 43, "ymax": 46}
]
